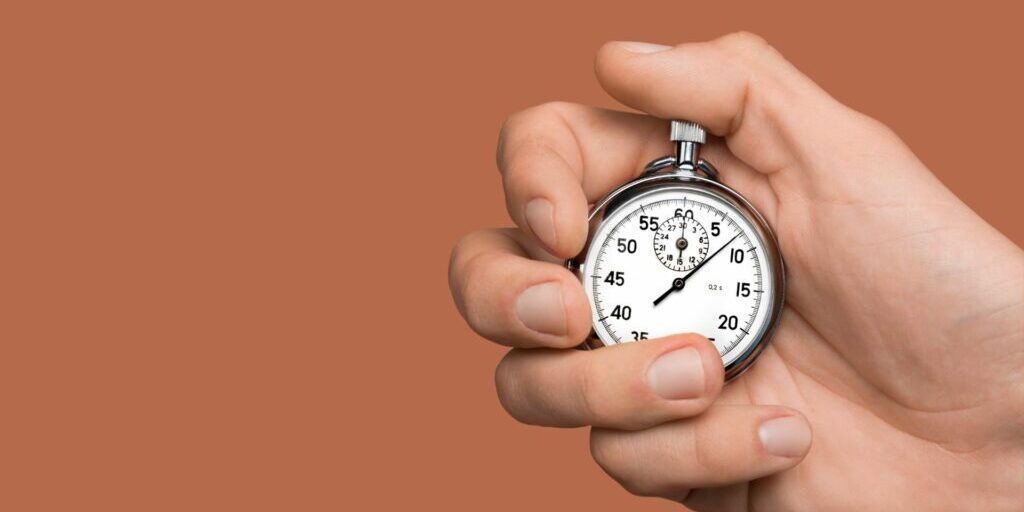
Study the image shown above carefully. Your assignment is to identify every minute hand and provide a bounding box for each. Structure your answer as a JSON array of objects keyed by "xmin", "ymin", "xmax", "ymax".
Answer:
[{"xmin": 680, "ymin": 233, "xmax": 741, "ymax": 285}]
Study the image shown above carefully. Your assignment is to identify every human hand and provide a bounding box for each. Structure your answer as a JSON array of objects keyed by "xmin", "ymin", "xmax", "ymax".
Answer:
[{"xmin": 448, "ymin": 33, "xmax": 1024, "ymax": 510}]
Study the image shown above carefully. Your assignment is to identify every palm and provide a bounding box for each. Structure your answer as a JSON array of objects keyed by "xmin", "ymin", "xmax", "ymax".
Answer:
[{"xmin": 704, "ymin": 136, "xmax": 1024, "ymax": 509}]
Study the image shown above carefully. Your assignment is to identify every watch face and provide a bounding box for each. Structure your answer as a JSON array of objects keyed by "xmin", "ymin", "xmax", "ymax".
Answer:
[{"xmin": 581, "ymin": 184, "xmax": 780, "ymax": 369}]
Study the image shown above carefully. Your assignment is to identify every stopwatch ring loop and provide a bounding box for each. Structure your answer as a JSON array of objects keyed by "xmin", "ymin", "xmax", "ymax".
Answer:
[
  {"xmin": 697, "ymin": 159, "xmax": 720, "ymax": 181},
  {"xmin": 643, "ymin": 155, "xmax": 720, "ymax": 181},
  {"xmin": 642, "ymin": 155, "xmax": 677, "ymax": 174}
]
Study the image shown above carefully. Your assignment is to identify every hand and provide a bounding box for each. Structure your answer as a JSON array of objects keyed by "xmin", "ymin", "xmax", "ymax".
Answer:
[{"xmin": 448, "ymin": 33, "xmax": 1024, "ymax": 510}]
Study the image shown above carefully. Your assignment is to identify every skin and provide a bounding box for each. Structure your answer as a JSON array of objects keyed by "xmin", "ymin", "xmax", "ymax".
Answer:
[{"xmin": 448, "ymin": 33, "xmax": 1024, "ymax": 511}]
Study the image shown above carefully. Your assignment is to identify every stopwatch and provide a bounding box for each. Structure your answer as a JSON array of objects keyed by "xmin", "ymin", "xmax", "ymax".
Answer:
[{"xmin": 567, "ymin": 121, "xmax": 785, "ymax": 381}]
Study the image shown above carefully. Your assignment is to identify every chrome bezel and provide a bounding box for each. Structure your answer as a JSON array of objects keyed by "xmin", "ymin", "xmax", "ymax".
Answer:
[{"xmin": 566, "ymin": 172, "xmax": 786, "ymax": 382}]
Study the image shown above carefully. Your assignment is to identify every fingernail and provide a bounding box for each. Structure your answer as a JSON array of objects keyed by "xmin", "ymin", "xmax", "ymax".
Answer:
[
  {"xmin": 615, "ymin": 41, "xmax": 672, "ymax": 54},
  {"xmin": 515, "ymin": 282, "xmax": 567, "ymax": 336},
  {"xmin": 647, "ymin": 348, "xmax": 705, "ymax": 400},
  {"xmin": 525, "ymin": 198, "xmax": 557, "ymax": 248},
  {"xmin": 758, "ymin": 416, "xmax": 812, "ymax": 458}
]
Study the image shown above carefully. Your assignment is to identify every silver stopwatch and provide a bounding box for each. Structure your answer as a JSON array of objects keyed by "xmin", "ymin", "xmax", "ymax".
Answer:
[{"xmin": 567, "ymin": 121, "xmax": 785, "ymax": 380}]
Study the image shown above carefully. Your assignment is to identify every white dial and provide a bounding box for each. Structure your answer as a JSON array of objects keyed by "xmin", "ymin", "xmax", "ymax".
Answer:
[{"xmin": 582, "ymin": 186, "xmax": 777, "ymax": 367}]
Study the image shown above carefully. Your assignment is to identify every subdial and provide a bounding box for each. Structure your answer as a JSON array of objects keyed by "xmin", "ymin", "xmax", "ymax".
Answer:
[{"xmin": 653, "ymin": 215, "xmax": 709, "ymax": 271}]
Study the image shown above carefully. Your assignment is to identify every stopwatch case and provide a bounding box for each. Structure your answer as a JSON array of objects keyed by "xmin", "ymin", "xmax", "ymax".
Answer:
[{"xmin": 567, "ymin": 172, "xmax": 786, "ymax": 382}]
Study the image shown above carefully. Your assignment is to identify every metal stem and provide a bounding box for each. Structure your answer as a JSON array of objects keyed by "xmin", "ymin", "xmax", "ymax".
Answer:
[{"xmin": 675, "ymin": 141, "xmax": 700, "ymax": 169}]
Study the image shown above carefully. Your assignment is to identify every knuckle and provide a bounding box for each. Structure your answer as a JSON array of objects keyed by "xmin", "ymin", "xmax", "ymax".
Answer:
[
  {"xmin": 691, "ymin": 418, "xmax": 728, "ymax": 476},
  {"xmin": 719, "ymin": 31, "xmax": 772, "ymax": 56},
  {"xmin": 498, "ymin": 110, "xmax": 525, "ymax": 142},
  {"xmin": 494, "ymin": 351, "xmax": 526, "ymax": 420},
  {"xmin": 448, "ymin": 233, "xmax": 473, "ymax": 277},
  {"xmin": 589, "ymin": 431, "xmax": 624, "ymax": 477},
  {"xmin": 454, "ymin": 250, "xmax": 501, "ymax": 336},
  {"xmin": 527, "ymin": 101, "xmax": 575, "ymax": 120},
  {"xmin": 496, "ymin": 114, "xmax": 520, "ymax": 169},
  {"xmin": 500, "ymin": 101, "xmax": 569, "ymax": 138},
  {"xmin": 618, "ymin": 475, "xmax": 663, "ymax": 498},
  {"xmin": 499, "ymin": 102, "xmax": 574, "ymax": 149},
  {"xmin": 448, "ymin": 234, "xmax": 474, "ymax": 307},
  {"xmin": 575, "ymin": 355, "xmax": 611, "ymax": 424},
  {"xmin": 497, "ymin": 101, "xmax": 581, "ymax": 184},
  {"xmin": 825, "ymin": 106, "xmax": 903, "ymax": 147},
  {"xmin": 457, "ymin": 247, "xmax": 490, "ymax": 292},
  {"xmin": 590, "ymin": 432, "xmax": 662, "ymax": 497},
  {"xmin": 857, "ymin": 112, "xmax": 899, "ymax": 141},
  {"xmin": 497, "ymin": 109, "xmax": 536, "ymax": 169},
  {"xmin": 716, "ymin": 31, "xmax": 783, "ymax": 73}
]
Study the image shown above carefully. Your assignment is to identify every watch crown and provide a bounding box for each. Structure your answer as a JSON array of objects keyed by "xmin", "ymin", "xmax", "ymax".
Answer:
[{"xmin": 670, "ymin": 120, "xmax": 706, "ymax": 144}]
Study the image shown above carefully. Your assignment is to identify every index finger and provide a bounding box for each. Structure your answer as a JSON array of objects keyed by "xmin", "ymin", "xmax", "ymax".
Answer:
[{"xmin": 497, "ymin": 103, "xmax": 671, "ymax": 258}]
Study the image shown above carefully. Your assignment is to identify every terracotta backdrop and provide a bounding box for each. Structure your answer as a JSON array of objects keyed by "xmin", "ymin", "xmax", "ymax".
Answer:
[{"xmin": 1, "ymin": 1, "xmax": 1022, "ymax": 510}]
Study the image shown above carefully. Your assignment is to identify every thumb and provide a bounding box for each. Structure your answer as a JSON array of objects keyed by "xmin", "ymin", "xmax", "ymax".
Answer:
[{"xmin": 594, "ymin": 32, "xmax": 858, "ymax": 176}]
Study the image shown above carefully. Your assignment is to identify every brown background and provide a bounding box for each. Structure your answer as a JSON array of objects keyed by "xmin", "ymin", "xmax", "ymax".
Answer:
[{"xmin": 1, "ymin": 1, "xmax": 1022, "ymax": 510}]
